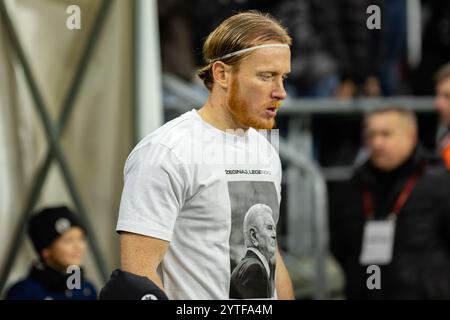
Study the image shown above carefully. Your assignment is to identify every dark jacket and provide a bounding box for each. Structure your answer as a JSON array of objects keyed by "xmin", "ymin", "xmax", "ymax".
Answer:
[
  {"xmin": 413, "ymin": 0, "xmax": 450, "ymax": 95},
  {"xmin": 230, "ymin": 249, "xmax": 274, "ymax": 299},
  {"xmin": 330, "ymin": 146, "xmax": 450, "ymax": 299},
  {"xmin": 6, "ymin": 263, "xmax": 97, "ymax": 300}
]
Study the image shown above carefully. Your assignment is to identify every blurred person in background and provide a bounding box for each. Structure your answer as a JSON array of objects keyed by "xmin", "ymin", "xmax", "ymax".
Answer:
[
  {"xmin": 378, "ymin": 0, "xmax": 407, "ymax": 96},
  {"xmin": 158, "ymin": 0, "xmax": 196, "ymax": 82},
  {"xmin": 330, "ymin": 107, "xmax": 450, "ymax": 299},
  {"xmin": 314, "ymin": 0, "xmax": 386, "ymax": 100},
  {"xmin": 273, "ymin": 0, "xmax": 340, "ymax": 97},
  {"xmin": 5, "ymin": 206, "xmax": 97, "ymax": 300},
  {"xmin": 413, "ymin": 0, "xmax": 450, "ymax": 95},
  {"xmin": 435, "ymin": 62, "xmax": 450, "ymax": 169},
  {"xmin": 190, "ymin": 0, "xmax": 386, "ymax": 99}
]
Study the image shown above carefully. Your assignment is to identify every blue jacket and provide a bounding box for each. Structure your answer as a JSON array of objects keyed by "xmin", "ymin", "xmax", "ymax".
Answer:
[{"xmin": 6, "ymin": 263, "xmax": 97, "ymax": 300}]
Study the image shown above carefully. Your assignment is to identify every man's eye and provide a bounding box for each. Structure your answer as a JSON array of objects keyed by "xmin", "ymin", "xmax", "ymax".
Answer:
[{"xmin": 260, "ymin": 74, "xmax": 273, "ymax": 81}]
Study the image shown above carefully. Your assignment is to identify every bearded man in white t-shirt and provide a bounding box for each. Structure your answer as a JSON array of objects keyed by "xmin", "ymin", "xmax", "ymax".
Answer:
[{"xmin": 101, "ymin": 10, "xmax": 294, "ymax": 300}]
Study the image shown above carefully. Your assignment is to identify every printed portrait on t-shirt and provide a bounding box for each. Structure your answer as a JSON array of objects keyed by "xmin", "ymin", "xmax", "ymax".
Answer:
[{"xmin": 227, "ymin": 181, "xmax": 279, "ymax": 299}]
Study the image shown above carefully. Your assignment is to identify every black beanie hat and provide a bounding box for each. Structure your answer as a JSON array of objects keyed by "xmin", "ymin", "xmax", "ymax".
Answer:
[{"xmin": 28, "ymin": 206, "xmax": 85, "ymax": 255}]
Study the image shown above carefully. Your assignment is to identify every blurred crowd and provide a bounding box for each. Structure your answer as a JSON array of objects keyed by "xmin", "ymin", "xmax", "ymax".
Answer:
[
  {"xmin": 157, "ymin": 0, "xmax": 450, "ymax": 300},
  {"xmin": 159, "ymin": 0, "xmax": 450, "ymax": 99},
  {"xmin": 3, "ymin": 1, "xmax": 450, "ymax": 301}
]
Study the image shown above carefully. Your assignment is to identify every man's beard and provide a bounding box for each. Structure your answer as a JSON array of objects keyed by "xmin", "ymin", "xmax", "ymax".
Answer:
[
  {"xmin": 227, "ymin": 77, "xmax": 278, "ymax": 130},
  {"xmin": 263, "ymin": 247, "xmax": 277, "ymax": 265}
]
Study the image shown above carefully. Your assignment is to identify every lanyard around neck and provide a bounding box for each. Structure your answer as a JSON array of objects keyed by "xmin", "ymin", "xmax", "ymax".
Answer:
[{"xmin": 362, "ymin": 161, "xmax": 426, "ymax": 219}]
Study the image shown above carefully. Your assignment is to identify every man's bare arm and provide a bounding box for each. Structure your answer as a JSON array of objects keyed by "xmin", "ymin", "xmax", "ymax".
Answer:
[
  {"xmin": 120, "ymin": 232, "xmax": 169, "ymax": 290},
  {"xmin": 275, "ymin": 247, "xmax": 295, "ymax": 300}
]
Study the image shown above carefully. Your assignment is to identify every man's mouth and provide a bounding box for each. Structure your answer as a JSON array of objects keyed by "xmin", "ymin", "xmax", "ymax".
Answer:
[{"xmin": 265, "ymin": 106, "xmax": 278, "ymax": 118}]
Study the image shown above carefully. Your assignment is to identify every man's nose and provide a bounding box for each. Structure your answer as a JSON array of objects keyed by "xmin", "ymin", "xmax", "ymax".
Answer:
[
  {"xmin": 370, "ymin": 136, "xmax": 384, "ymax": 151},
  {"xmin": 272, "ymin": 80, "xmax": 287, "ymax": 101}
]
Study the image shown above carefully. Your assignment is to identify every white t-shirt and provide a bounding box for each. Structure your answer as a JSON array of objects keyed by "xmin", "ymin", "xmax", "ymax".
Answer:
[{"xmin": 116, "ymin": 109, "xmax": 282, "ymax": 299}]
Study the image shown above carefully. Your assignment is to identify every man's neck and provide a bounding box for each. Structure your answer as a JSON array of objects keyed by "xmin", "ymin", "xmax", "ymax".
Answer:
[{"xmin": 198, "ymin": 95, "xmax": 248, "ymax": 132}]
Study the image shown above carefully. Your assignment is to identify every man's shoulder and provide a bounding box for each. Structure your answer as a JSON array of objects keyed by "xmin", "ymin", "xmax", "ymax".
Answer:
[
  {"xmin": 125, "ymin": 110, "xmax": 198, "ymax": 166},
  {"xmin": 137, "ymin": 110, "xmax": 197, "ymax": 150},
  {"xmin": 238, "ymin": 259, "xmax": 266, "ymax": 280},
  {"xmin": 235, "ymin": 252, "xmax": 265, "ymax": 273}
]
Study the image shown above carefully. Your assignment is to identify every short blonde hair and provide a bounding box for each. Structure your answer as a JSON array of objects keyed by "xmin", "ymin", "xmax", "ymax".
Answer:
[{"xmin": 197, "ymin": 11, "xmax": 292, "ymax": 91}]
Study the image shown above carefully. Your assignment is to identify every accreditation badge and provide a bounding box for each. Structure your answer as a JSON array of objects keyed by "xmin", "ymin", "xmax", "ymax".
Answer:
[{"xmin": 359, "ymin": 214, "xmax": 396, "ymax": 265}]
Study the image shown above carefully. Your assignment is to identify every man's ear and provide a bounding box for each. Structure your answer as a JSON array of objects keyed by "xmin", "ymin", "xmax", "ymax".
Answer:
[
  {"xmin": 250, "ymin": 228, "xmax": 258, "ymax": 247},
  {"xmin": 211, "ymin": 61, "xmax": 231, "ymax": 89}
]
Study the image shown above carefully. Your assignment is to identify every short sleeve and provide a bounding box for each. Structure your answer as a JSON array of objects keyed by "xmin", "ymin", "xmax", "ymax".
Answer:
[{"xmin": 116, "ymin": 142, "xmax": 188, "ymax": 241}]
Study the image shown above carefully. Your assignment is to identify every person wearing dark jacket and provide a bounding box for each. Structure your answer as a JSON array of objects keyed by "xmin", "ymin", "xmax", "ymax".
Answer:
[
  {"xmin": 413, "ymin": 0, "xmax": 450, "ymax": 95},
  {"xmin": 6, "ymin": 206, "xmax": 97, "ymax": 300},
  {"xmin": 435, "ymin": 62, "xmax": 450, "ymax": 169},
  {"xmin": 273, "ymin": 0, "xmax": 339, "ymax": 97},
  {"xmin": 330, "ymin": 106, "xmax": 450, "ymax": 299},
  {"xmin": 314, "ymin": 0, "xmax": 386, "ymax": 99}
]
